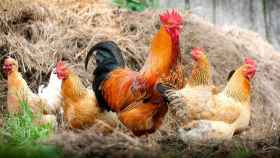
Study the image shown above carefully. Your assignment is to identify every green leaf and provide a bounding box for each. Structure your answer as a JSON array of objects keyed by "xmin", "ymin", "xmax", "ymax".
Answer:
[
  {"xmin": 228, "ymin": 145, "xmax": 254, "ymax": 158},
  {"xmin": 112, "ymin": 0, "xmax": 159, "ymax": 12},
  {"xmin": 0, "ymin": 100, "xmax": 60, "ymax": 158},
  {"xmin": 127, "ymin": 2, "xmax": 145, "ymax": 11}
]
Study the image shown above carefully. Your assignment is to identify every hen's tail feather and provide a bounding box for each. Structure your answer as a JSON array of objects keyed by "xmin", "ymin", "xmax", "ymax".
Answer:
[
  {"xmin": 85, "ymin": 41, "xmax": 125, "ymax": 111},
  {"xmin": 156, "ymin": 83, "xmax": 177, "ymax": 103},
  {"xmin": 157, "ymin": 83, "xmax": 185, "ymax": 106},
  {"xmin": 156, "ymin": 83, "xmax": 173, "ymax": 95},
  {"xmin": 227, "ymin": 70, "xmax": 236, "ymax": 81},
  {"xmin": 38, "ymin": 85, "xmax": 45, "ymax": 96},
  {"xmin": 157, "ymin": 83, "xmax": 187, "ymax": 120}
]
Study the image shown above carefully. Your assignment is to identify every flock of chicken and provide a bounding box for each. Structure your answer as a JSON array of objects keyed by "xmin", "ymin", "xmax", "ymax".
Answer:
[{"xmin": 2, "ymin": 10, "xmax": 256, "ymax": 142}]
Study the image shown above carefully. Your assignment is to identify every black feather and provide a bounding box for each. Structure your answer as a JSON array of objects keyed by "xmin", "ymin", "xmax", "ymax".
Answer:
[
  {"xmin": 156, "ymin": 83, "xmax": 170, "ymax": 94},
  {"xmin": 85, "ymin": 41, "xmax": 125, "ymax": 111},
  {"xmin": 85, "ymin": 41, "xmax": 125, "ymax": 70},
  {"xmin": 227, "ymin": 70, "xmax": 236, "ymax": 81},
  {"xmin": 156, "ymin": 83, "xmax": 174, "ymax": 104}
]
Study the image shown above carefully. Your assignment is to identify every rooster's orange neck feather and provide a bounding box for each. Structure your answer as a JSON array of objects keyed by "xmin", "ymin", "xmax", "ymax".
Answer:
[{"xmin": 140, "ymin": 26, "xmax": 180, "ymax": 88}]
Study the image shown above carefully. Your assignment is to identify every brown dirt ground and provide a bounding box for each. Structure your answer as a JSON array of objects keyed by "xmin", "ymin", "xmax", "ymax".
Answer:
[{"xmin": 0, "ymin": 0, "xmax": 280, "ymax": 157}]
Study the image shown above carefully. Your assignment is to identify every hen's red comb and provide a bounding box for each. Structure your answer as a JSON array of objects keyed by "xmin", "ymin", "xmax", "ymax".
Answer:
[
  {"xmin": 160, "ymin": 10, "xmax": 183, "ymax": 25},
  {"xmin": 56, "ymin": 60, "xmax": 65, "ymax": 70},
  {"xmin": 244, "ymin": 57, "xmax": 256, "ymax": 67},
  {"xmin": 191, "ymin": 48, "xmax": 204, "ymax": 56},
  {"xmin": 192, "ymin": 48, "xmax": 204, "ymax": 53}
]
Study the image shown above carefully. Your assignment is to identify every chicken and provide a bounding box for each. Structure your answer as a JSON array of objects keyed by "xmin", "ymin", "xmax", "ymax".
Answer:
[
  {"xmin": 38, "ymin": 68, "xmax": 63, "ymax": 120},
  {"xmin": 3, "ymin": 56, "xmax": 56, "ymax": 125},
  {"xmin": 158, "ymin": 58, "xmax": 257, "ymax": 141},
  {"xmin": 158, "ymin": 48, "xmax": 215, "ymax": 122},
  {"xmin": 187, "ymin": 48, "xmax": 212, "ymax": 87},
  {"xmin": 55, "ymin": 61, "xmax": 117, "ymax": 130},
  {"xmin": 178, "ymin": 120, "xmax": 235, "ymax": 143},
  {"xmin": 85, "ymin": 10, "xmax": 184, "ymax": 136}
]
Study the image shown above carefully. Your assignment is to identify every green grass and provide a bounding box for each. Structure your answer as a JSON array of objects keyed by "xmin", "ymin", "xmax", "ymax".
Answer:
[
  {"xmin": 0, "ymin": 72, "xmax": 3, "ymax": 80},
  {"xmin": 228, "ymin": 142, "xmax": 255, "ymax": 158},
  {"xmin": 0, "ymin": 100, "xmax": 62, "ymax": 158},
  {"xmin": 112, "ymin": 0, "xmax": 159, "ymax": 11},
  {"xmin": 0, "ymin": 53, "xmax": 5, "ymax": 80}
]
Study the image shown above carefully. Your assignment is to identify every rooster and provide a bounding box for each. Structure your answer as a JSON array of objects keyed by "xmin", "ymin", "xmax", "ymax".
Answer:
[
  {"xmin": 55, "ymin": 61, "xmax": 117, "ymax": 130},
  {"xmin": 3, "ymin": 56, "xmax": 56, "ymax": 125},
  {"xmin": 85, "ymin": 10, "xmax": 184, "ymax": 136},
  {"xmin": 158, "ymin": 58, "xmax": 257, "ymax": 141}
]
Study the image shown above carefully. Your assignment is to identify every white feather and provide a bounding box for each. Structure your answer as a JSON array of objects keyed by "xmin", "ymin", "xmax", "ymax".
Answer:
[
  {"xmin": 179, "ymin": 120, "xmax": 235, "ymax": 143},
  {"xmin": 38, "ymin": 69, "xmax": 62, "ymax": 113}
]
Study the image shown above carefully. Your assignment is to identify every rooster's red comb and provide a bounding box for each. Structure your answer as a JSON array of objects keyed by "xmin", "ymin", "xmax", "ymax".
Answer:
[
  {"xmin": 160, "ymin": 10, "xmax": 183, "ymax": 25},
  {"xmin": 244, "ymin": 57, "xmax": 256, "ymax": 67}
]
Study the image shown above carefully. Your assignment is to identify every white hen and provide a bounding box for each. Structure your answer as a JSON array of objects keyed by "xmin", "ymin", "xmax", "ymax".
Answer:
[{"xmin": 38, "ymin": 68, "xmax": 63, "ymax": 115}]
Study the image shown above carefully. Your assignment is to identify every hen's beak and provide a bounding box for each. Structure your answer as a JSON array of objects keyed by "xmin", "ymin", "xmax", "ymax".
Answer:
[
  {"xmin": 178, "ymin": 24, "xmax": 183, "ymax": 30},
  {"xmin": 2, "ymin": 64, "xmax": 11, "ymax": 74},
  {"xmin": 2, "ymin": 64, "xmax": 9, "ymax": 70}
]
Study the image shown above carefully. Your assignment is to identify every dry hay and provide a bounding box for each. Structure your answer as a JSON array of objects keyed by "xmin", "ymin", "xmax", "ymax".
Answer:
[{"xmin": 0, "ymin": 0, "xmax": 280, "ymax": 157}]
